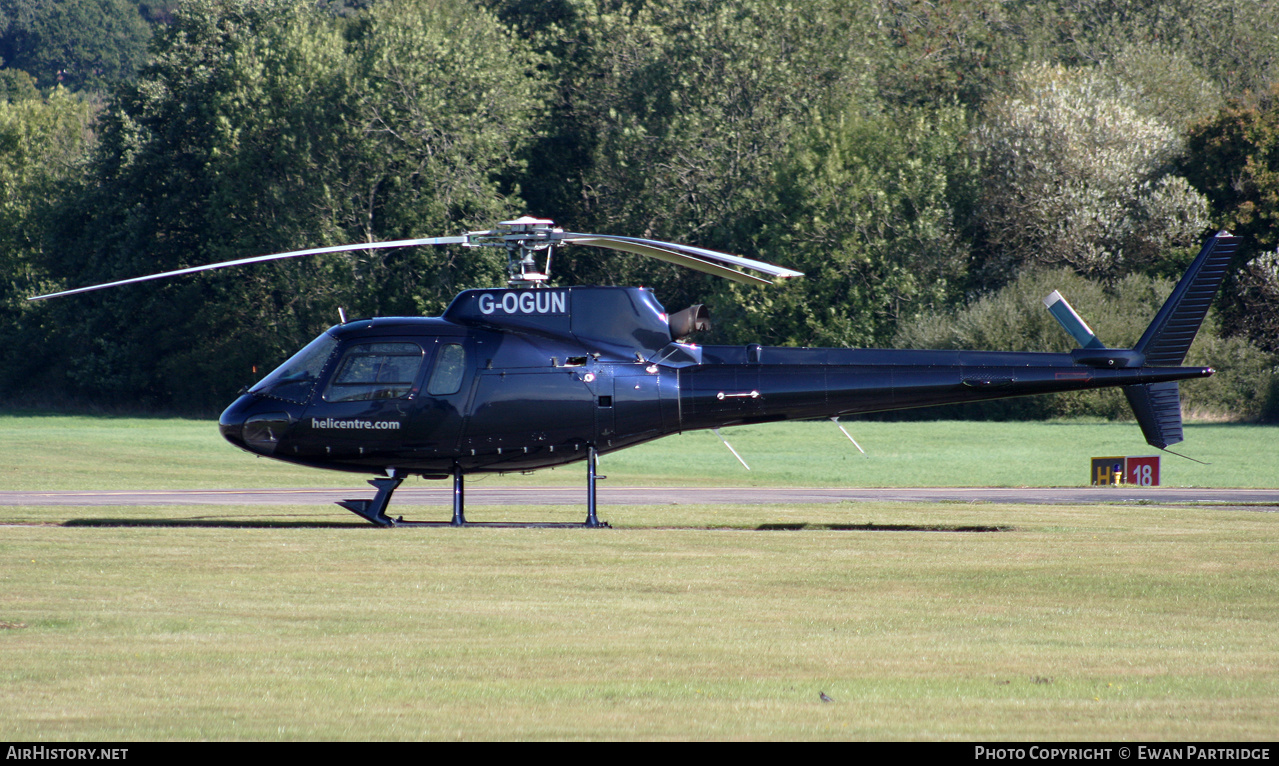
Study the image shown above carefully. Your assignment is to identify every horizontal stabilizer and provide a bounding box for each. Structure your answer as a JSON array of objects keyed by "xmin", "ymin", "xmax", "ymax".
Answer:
[
  {"xmin": 1135, "ymin": 231, "xmax": 1240, "ymax": 366},
  {"xmin": 1124, "ymin": 381, "xmax": 1184, "ymax": 449}
]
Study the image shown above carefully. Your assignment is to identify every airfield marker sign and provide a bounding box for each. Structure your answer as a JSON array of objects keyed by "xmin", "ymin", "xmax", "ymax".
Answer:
[{"xmin": 1091, "ymin": 455, "xmax": 1160, "ymax": 486}]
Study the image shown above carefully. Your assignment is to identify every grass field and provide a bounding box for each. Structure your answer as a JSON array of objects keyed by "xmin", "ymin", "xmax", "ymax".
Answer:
[
  {"xmin": 2, "ymin": 413, "xmax": 1277, "ymax": 740},
  {"xmin": 1, "ymin": 412, "xmax": 1276, "ymax": 490}
]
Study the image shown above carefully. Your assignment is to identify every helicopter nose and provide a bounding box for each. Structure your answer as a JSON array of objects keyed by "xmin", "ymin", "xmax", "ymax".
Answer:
[{"xmin": 219, "ymin": 396, "xmax": 295, "ymax": 455}]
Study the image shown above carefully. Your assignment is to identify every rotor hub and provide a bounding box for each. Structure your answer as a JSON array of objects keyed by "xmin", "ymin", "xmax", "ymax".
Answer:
[{"xmin": 497, "ymin": 216, "xmax": 560, "ymax": 287}]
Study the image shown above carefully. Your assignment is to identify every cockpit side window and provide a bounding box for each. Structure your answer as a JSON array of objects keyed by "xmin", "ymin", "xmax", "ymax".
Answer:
[
  {"xmin": 250, "ymin": 332, "xmax": 339, "ymax": 404},
  {"xmin": 426, "ymin": 343, "xmax": 466, "ymax": 396},
  {"xmin": 322, "ymin": 342, "xmax": 425, "ymax": 403}
]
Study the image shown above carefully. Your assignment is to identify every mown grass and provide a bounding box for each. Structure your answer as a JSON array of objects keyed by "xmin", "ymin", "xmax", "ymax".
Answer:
[
  {"xmin": 1, "ymin": 412, "xmax": 1276, "ymax": 490},
  {"xmin": 2, "ymin": 413, "xmax": 1277, "ymax": 740},
  {"xmin": 2, "ymin": 501, "xmax": 1277, "ymax": 740}
]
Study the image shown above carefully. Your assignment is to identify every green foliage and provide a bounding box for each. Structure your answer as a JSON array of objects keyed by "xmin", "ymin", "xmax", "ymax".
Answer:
[
  {"xmin": 866, "ymin": 0, "xmax": 1263, "ymax": 119},
  {"xmin": 341, "ymin": 0, "xmax": 544, "ymax": 314},
  {"xmin": 896, "ymin": 268, "xmax": 1276, "ymax": 421},
  {"xmin": 135, "ymin": 1, "xmax": 181, "ymax": 25},
  {"xmin": 1182, "ymin": 85, "xmax": 1279, "ymax": 354},
  {"xmin": 500, "ymin": 0, "xmax": 875, "ymax": 310},
  {"xmin": 972, "ymin": 63, "xmax": 1209, "ymax": 286},
  {"xmin": 1187, "ymin": 321, "xmax": 1279, "ymax": 423},
  {"xmin": 0, "ymin": 0, "xmax": 151, "ymax": 91},
  {"xmin": 0, "ymin": 67, "xmax": 36, "ymax": 101},
  {"xmin": 0, "ymin": 0, "xmax": 1270, "ymax": 418},
  {"xmin": 0, "ymin": 88, "xmax": 98, "ymax": 392},
  {"xmin": 1102, "ymin": 42, "xmax": 1224, "ymax": 131},
  {"xmin": 1008, "ymin": 0, "xmax": 1279, "ymax": 101},
  {"xmin": 1184, "ymin": 86, "xmax": 1279, "ymax": 254},
  {"xmin": 0, "ymin": 89, "xmax": 96, "ymax": 278},
  {"xmin": 869, "ymin": 0, "xmax": 1028, "ymax": 109},
  {"xmin": 43, "ymin": 0, "xmax": 541, "ymax": 410},
  {"xmin": 711, "ymin": 104, "xmax": 972, "ymax": 347},
  {"xmin": 1217, "ymin": 250, "xmax": 1279, "ymax": 357}
]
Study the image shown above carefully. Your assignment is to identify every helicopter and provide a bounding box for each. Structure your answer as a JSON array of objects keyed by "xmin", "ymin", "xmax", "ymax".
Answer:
[{"xmin": 32, "ymin": 218, "xmax": 1240, "ymax": 527}]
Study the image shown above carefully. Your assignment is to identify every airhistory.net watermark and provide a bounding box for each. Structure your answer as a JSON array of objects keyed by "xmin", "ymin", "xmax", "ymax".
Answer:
[{"xmin": 7, "ymin": 748, "xmax": 127, "ymax": 761}]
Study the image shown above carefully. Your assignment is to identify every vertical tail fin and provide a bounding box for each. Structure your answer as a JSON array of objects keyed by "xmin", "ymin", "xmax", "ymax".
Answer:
[
  {"xmin": 1123, "ymin": 231, "xmax": 1240, "ymax": 448},
  {"xmin": 1133, "ymin": 231, "xmax": 1240, "ymax": 366}
]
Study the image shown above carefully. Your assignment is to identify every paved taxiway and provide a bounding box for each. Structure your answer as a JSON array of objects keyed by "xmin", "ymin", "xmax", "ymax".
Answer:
[{"xmin": 2, "ymin": 486, "xmax": 1277, "ymax": 510}]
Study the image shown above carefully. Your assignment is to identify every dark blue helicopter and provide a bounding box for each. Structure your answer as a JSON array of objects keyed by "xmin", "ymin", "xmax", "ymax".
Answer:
[{"xmin": 33, "ymin": 218, "xmax": 1239, "ymax": 527}]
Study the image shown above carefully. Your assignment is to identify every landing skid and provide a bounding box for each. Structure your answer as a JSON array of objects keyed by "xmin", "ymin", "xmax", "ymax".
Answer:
[
  {"xmin": 336, "ymin": 450, "xmax": 611, "ymax": 528},
  {"xmin": 374, "ymin": 520, "xmax": 612, "ymax": 528},
  {"xmin": 336, "ymin": 475, "xmax": 403, "ymax": 526}
]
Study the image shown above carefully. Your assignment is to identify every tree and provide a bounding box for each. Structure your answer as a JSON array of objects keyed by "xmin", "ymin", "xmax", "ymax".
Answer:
[
  {"xmin": 0, "ymin": 0, "xmax": 151, "ymax": 91},
  {"xmin": 43, "ymin": 0, "xmax": 543, "ymax": 410},
  {"xmin": 869, "ymin": 0, "xmax": 1027, "ymax": 109},
  {"xmin": 0, "ymin": 67, "xmax": 36, "ymax": 101},
  {"xmin": 487, "ymin": 0, "xmax": 875, "ymax": 313},
  {"xmin": 1218, "ymin": 251, "xmax": 1279, "ymax": 357},
  {"xmin": 971, "ymin": 63, "xmax": 1209, "ymax": 287},
  {"xmin": 339, "ymin": 0, "xmax": 545, "ymax": 316},
  {"xmin": 1012, "ymin": 0, "xmax": 1279, "ymax": 101},
  {"xmin": 1182, "ymin": 85, "xmax": 1279, "ymax": 355},
  {"xmin": 1100, "ymin": 42, "xmax": 1223, "ymax": 132},
  {"xmin": 1183, "ymin": 86, "xmax": 1279, "ymax": 254},
  {"xmin": 862, "ymin": 0, "xmax": 1254, "ymax": 119},
  {"xmin": 711, "ymin": 104, "xmax": 973, "ymax": 348},
  {"xmin": 0, "ymin": 87, "xmax": 98, "ymax": 395}
]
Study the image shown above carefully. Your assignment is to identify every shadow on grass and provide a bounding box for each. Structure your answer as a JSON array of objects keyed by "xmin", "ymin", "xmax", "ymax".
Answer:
[
  {"xmin": 55, "ymin": 518, "xmax": 1014, "ymax": 532},
  {"xmin": 63, "ymin": 517, "xmax": 365, "ymax": 529},
  {"xmin": 756, "ymin": 523, "xmax": 1014, "ymax": 532}
]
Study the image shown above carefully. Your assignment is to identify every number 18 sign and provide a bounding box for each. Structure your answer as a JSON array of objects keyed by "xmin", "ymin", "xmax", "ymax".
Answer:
[{"xmin": 1090, "ymin": 455, "xmax": 1161, "ymax": 486}]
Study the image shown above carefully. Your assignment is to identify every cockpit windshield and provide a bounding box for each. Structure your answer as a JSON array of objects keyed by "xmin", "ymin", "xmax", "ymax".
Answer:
[{"xmin": 249, "ymin": 332, "xmax": 339, "ymax": 404}]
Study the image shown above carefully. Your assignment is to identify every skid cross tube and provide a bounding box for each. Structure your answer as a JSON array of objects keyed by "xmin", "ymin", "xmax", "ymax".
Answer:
[{"xmin": 336, "ymin": 475, "xmax": 404, "ymax": 527}]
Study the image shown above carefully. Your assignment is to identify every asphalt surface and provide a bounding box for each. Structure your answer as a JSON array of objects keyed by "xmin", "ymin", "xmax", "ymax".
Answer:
[{"xmin": 3, "ymin": 486, "xmax": 1278, "ymax": 509}]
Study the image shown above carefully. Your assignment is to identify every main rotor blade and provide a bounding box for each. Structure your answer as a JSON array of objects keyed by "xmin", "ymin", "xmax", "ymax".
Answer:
[
  {"xmin": 563, "ymin": 233, "xmax": 803, "ymax": 282},
  {"xmin": 563, "ymin": 236, "xmax": 769, "ymax": 285},
  {"xmin": 28, "ymin": 237, "xmax": 467, "ymax": 301}
]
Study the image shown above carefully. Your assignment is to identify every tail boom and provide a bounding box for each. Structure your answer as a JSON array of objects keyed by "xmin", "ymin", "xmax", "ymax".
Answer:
[{"xmin": 675, "ymin": 352, "xmax": 1213, "ymax": 430}]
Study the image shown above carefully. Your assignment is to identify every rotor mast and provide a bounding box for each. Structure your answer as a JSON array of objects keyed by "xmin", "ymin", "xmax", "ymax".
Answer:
[
  {"xmin": 502, "ymin": 217, "xmax": 557, "ymax": 287},
  {"xmin": 465, "ymin": 216, "xmax": 559, "ymax": 288}
]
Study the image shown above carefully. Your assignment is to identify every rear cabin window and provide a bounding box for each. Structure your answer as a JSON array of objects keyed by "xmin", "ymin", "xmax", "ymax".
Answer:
[
  {"xmin": 427, "ymin": 343, "xmax": 466, "ymax": 396},
  {"xmin": 322, "ymin": 342, "xmax": 425, "ymax": 403}
]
